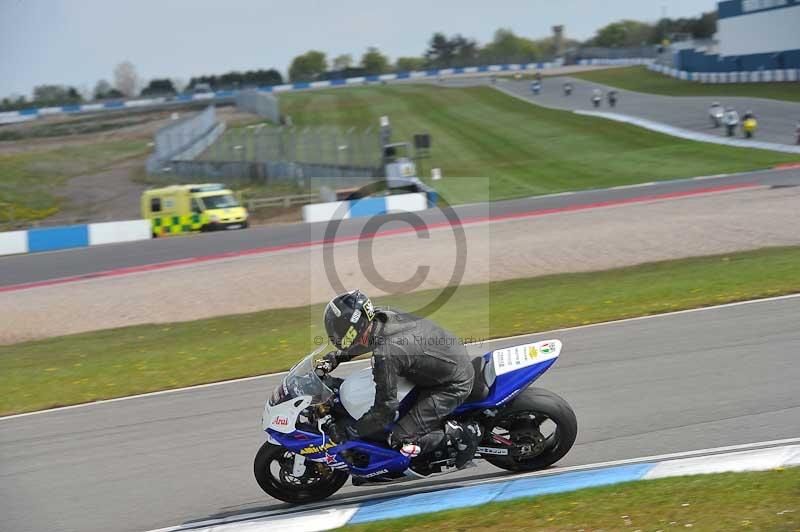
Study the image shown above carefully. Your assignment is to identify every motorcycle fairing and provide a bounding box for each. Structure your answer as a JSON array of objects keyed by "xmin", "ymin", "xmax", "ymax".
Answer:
[
  {"xmin": 262, "ymin": 396, "xmax": 312, "ymax": 433},
  {"xmin": 267, "ymin": 428, "xmax": 410, "ymax": 476},
  {"xmin": 454, "ymin": 340, "xmax": 562, "ymax": 413}
]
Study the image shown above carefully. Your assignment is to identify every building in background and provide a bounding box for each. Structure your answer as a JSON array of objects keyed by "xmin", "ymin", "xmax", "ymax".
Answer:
[{"xmin": 675, "ymin": 0, "xmax": 800, "ymax": 72}]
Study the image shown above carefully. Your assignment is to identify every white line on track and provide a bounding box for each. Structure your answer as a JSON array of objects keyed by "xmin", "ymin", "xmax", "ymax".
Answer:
[
  {"xmin": 2, "ymin": 292, "xmax": 798, "ymax": 422},
  {"xmin": 144, "ymin": 437, "xmax": 800, "ymax": 532}
]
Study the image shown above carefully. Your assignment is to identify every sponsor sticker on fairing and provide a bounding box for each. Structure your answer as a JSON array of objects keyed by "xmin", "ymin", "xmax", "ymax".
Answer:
[
  {"xmin": 300, "ymin": 441, "xmax": 336, "ymax": 455},
  {"xmin": 350, "ymin": 309, "xmax": 362, "ymax": 323},
  {"xmin": 357, "ymin": 468, "xmax": 389, "ymax": 478},
  {"xmin": 539, "ymin": 342, "xmax": 555, "ymax": 354}
]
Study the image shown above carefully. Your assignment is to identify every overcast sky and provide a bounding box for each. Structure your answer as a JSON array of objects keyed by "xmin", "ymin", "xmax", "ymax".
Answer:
[{"xmin": 0, "ymin": 0, "xmax": 717, "ymax": 99}]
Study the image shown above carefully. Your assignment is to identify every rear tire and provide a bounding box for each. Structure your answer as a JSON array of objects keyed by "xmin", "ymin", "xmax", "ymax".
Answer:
[
  {"xmin": 482, "ymin": 388, "xmax": 577, "ymax": 472},
  {"xmin": 254, "ymin": 441, "xmax": 349, "ymax": 504}
]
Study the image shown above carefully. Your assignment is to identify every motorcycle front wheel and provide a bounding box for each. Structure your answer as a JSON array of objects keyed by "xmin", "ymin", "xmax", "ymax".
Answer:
[
  {"xmin": 481, "ymin": 387, "xmax": 577, "ymax": 472},
  {"xmin": 254, "ymin": 442, "xmax": 349, "ymax": 504}
]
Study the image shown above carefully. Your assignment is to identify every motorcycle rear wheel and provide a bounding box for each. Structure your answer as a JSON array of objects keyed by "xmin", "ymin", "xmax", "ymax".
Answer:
[
  {"xmin": 481, "ymin": 387, "xmax": 577, "ymax": 472},
  {"xmin": 254, "ymin": 442, "xmax": 349, "ymax": 504}
]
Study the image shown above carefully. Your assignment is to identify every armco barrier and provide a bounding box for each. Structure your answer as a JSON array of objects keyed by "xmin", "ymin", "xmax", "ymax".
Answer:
[
  {"xmin": 0, "ymin": 61, "xmax": 564, "ymax": 123},
  {"xmin": 647, "ymin": 62, "xmax": 800, "ymax": 84},
  {"xmin": 578, "ymin": 58, "xmax": 654, "ymax": 66},
  {"xmin": 0, "ymin": 219, "xmax": 151, "ymax": 256},
  {"xmin": 302, "ymin": 192, "xmax": 430, "ymax": 223}
]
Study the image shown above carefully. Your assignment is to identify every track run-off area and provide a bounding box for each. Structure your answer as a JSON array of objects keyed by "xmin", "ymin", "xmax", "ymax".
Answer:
[
  {"xmin": 1, "ymin": 294, "xmax": 798, "ymax": 532},
  {"xmin": 2, "ymin": 167, "xmax": 799, "ymax": 344},
  {"xmin": 2, "ymin": 166, "xmax": 799, "ymax": 291}
]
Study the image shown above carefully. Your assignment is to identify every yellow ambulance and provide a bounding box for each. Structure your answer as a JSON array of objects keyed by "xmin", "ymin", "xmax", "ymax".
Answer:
[{"xmin": 141, "ymin": 184, "xmax": 249, "ymax": 237}]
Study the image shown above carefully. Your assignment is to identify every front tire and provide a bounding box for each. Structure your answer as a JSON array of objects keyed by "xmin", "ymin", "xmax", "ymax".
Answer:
[
  {"xmin": 481, "ymin": 388, "xmax": 577, "ymax": 472},
  {"xmin": 254, "ymin": 442, "xmax": 349, "ymax": 504}
]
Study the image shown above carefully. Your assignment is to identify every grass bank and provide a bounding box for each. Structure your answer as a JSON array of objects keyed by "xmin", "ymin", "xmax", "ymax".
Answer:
[
  {"xmin": 340, "ymin": 468, "xmax": 800, "ymax": 531},
  {"xmin": 274, "ymin": 84, "xmax": 796, "ymax": 203},
  {"xmin": 570, "ymin": 65, "xmax": 800, "ymax": 102},
  {"xmin": 0, "ymin": 140, "xmax": 150, "ymax": 226},
  {"xmin": 2, "ymin": 246, "xmax": 799, "ymax": 416}
]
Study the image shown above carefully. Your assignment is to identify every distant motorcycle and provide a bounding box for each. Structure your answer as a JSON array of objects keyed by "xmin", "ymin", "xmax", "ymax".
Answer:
[
  {"xmin": 531, "ymin": 81, "xmax": 541, "ymax": 95},
  {"xmin": 255, "ymin": 341, "xmax": 577, "ymax": 503},
  {"xmin": 709, "ymin": 104, "xmax": 724, "ymax": 128},
  {"xmin": 724, "ymin": 109, "xmax": 740, "ymax": 137},
  {"xmin": 743, "ymin": 116, "xmax": 758, "ymax": 138},
  {"xmin": 591, "ymin": 90, "xmax": 602, "ymax": 108}
]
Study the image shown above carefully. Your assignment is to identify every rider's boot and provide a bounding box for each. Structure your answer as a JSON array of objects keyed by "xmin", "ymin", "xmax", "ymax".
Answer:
[{"xmin": 446, "ymin": 421, "xmax": 481, "ymax": 469}]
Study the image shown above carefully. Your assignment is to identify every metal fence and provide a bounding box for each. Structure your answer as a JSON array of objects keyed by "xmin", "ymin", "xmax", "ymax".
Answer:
[
  {"xmin": 246, "ymin": 193, "xmax": 320, "ymax": 210},
  {"xmin": 152, "ymin": 125, "xmax": 383, "ymax": 186},
  {"xmin": 235, "ymin": 90, "xmax": 281, "ymax": 123},
  {"xmin": 146, "ymin": 106, "xmax": 222, "ymax": 173},
  {"xmin": 203, "ymin": 126, "xmax": 381, "ymax": 165}
]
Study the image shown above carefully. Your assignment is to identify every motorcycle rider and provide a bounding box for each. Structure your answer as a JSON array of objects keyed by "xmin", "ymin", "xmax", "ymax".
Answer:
[
  {"xmin": 591, "ymin": 88, "xmax": 602, "ymax": 108},
  {"xmin": 724, "ymin": 107, "xmax": 740, "ymax": 137},
  {"xmin": 741, "ymin": 110, "xmax": 757, "ymax": 138},
  {"xmin": 319, "ymin": 290, "xmax": 480, "ymax": 470},
  {"xmin": 709, "ymin": 102, "xmax": 724, "ymax": 127}
]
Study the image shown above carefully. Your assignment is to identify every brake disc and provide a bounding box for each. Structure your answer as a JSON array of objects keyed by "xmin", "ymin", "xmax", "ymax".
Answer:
[{"xmin": 510, "ymin": 427, "xmax": 546, "ymax": 458}]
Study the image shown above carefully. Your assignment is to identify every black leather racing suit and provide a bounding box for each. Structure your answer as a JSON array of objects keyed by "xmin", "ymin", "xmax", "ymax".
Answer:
[{"xmin": 334, "ymin": 309, "xmax": 474, "ymax": 454}]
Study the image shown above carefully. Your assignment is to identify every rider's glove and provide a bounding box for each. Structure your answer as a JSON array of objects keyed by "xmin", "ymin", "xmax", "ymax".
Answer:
[
  {"xmin": 315, "ymin": 351, "xmax": 340, "ymax": 376},
  {"xmin": 322, "ymin": 418, "xmax": 359, "ymax": 444}
]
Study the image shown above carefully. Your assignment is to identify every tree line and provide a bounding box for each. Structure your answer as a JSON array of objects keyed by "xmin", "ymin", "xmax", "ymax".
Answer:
[
  {"xmin": 287, "ymin": 29, "xmax": 579, "ymax": 82},
  {"xmin": 289, "ymin": 11, "xmax": 714, "ymax": 82},
  {"xmin": 1, "ymin": 12, "xmax": 715, "ymax": 111}
]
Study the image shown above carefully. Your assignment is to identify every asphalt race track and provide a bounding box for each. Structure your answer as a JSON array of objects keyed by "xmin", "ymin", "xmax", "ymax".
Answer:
[
  {"xmin": 2, "ymin": 167, "xmax": 799, "ymax": 289},
  {"xmin": 1, "ymin": 296, "xmax": 798, "ymax": 532},
  {"xmin": 437, "ymin": 75, "xmax": 800, "ymax": 147}
]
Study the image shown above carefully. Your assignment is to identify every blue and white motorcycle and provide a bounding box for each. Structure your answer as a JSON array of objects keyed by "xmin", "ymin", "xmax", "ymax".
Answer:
[{"xmin": 255, "ymin": 340, "xmax": 577, "ymax": 503}]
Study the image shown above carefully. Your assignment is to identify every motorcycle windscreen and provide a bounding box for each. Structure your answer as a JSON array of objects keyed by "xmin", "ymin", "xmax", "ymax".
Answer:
[{"xmin": 339, "ymin": 367, "xmax": 415, "ymax": 420}]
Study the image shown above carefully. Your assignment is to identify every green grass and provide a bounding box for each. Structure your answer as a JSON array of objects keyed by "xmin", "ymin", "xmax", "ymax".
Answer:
[
  {"xmin": 2, "ymin": 245, "xmax": 799, "ymax": 416},
  {"xmin": 0, "ymin": 140, "xmax": 151, "ymax": 226},
  {"xmin": 272, "ymin": 84, "xmax": 797, "ymax": 203},
  {"xmin": 339, "ymin": 468, "xmax": 800, "ymax": 531},
  {"xmin": 571, "ymin": 65, "xmax": 800, "ymax": 102}
]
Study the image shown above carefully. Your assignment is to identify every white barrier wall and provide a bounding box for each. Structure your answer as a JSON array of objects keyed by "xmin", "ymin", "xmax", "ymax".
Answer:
[
  {"xmin": 88, "ymin": 220, "xmax": 152, "ymax": 246},
  {"xmin": 302, "ymin": 193, "xmax": 429, "ymax": 223},
  {"xmin": 302, "ymin": 201, "xmax": 351, "ymax": 223},
  {"xmin": 385, "ymin": 193, "xmax": 428, "ymax": 213},
  {"xmin": 0, "ymin": 230, "xmax": 28, "ymax": 256},
  {"xmin": 648, "ymin": 63, "xmax": 800, "ymax": 83},
  {"xmin": 0, "ymin": 219, "xmax": 152, "ymax": 256}
]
